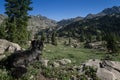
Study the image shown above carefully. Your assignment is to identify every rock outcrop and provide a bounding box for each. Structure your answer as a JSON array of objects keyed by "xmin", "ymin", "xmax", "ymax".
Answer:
[
  {"xmin": 84, "ymin": 41, "xmax": 105, "ymax": 50},
  {"xmin": 85, "ymin": 6, "xmax": 120, "ymax": 19},
  {"xmin": 0, "ymin": 39, "xmax": 21, "ymax": 54},
  {"xmin": 83, "ymin": 59, "xmax": 120, "ymax": 80},
  {"xmin": 28, "ymin": 15, "xmax": 57, "ymax": 35}
]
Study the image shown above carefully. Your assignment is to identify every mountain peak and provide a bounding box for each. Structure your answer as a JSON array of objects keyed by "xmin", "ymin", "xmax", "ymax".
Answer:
[
  {"xmin": 102, "ymin": 6, "xmax": 120, "ymax": 14},
  {"xmin": 85, "ymin": 6, "xmax": 120, "ymax": 19}
]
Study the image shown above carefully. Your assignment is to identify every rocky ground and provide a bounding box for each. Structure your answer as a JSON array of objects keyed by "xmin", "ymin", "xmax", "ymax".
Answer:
[
  {"xmin": 0, "ymin": 39, "xmax": 120, "ymax": 80},
  {"xmin": 39, "ymin": 58, "xmax": 120, "ymax": 80}
]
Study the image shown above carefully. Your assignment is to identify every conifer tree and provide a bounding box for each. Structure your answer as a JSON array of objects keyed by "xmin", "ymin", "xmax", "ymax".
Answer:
[
  {"xmin": 68, "ymin": 31, "xmax": 72, "ymax": 45},
  {"xmin": 5, "ymin": 0, "xmax": 32, "ymax": 44},
  {"xmin": 51, "ymin": 31, "xmax": 57, "ymax": 46},
  {"xmin": 46, "ymin": 34, "xmax": 51, "ymax": 43},
  {"xmin": 69, "ymin": 37, "xmax": 72, "ymax": 45},
  {"xmin": 41, "ymin": 32, "xmax": 46, "ymax": 42},
  {"xmin": 0, "ymin": 20, "xmax": 7, "ymax": 39},
  {"xmin": 104, "ymin": 32, "xmax": 118, "ymax": 53}
]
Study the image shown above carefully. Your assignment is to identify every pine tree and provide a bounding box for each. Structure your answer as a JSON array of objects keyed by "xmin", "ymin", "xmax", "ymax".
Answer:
[
  {"xmin": 79, "ymin": 30, "xmax": 85, "ymax": 42},
  {"xmin": 0, "ymin": 20, "xmax": 7, "ymax": 39},
  {"xmin": 104, "ymin": 32, "xmax": 118, "ymax": 53},
  {"xmin": 5, "ymin": 0, "xmax": 32, "ymax": 44},
  {"xmin": 68, "ymin": 31, "xmax": 72, "ymax": 45},
  {"xmin": 46, "ymin": 34, "xmax": 51, "ymax": 43},
  {"xmin": 41, "ymin": 32, "xmax": 46, "ymax": 42},
  {"xmin": 87, "ymin": 33, "xmax": 92, "ymax": 42},
  {"xmin": 51, "ymin": 31, "xmax": 57, "ymax": 46},
  {"xmin": 68, "ymin": 37, "xmax": 72, "ymax": 45},
  {"xmin": 80, "ymin": 35, "xmax": 85, "ymax": 42}
]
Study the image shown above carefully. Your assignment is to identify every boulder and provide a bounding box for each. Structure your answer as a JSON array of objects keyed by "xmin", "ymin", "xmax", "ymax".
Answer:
[
  {"xmin": 84, "ymin": 41, "xmax": 105, "ymax": 50},
  {"xmin": 83, "ymin": 59, "xmax": 120, "ymax": 80},
  {"xmin": 0, "ymin": 39, "xmax": 21, "ymax": 54},
  {"xmin": 57, "ymin": 59, "xmax": 71, "ymax": 65},
  {"xmin": 53, "ymin": 62, "xmax": 60, "ymax": 67},
  {"xmin": 0, "ymin": 55, "xmax": 6, "ymax": 60},
  {"xmin": 40, "ymin": 59, "xmax": 49, "ymax": 67}
]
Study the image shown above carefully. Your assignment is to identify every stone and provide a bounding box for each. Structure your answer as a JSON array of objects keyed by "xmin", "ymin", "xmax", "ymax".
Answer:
[
  {"xmin": 0, "ymin": 48, "xmax": 5, "ymax": 54},
  {"xmin": 84, "ymin": 41, "xmax": 105, "ymax": 50},
  {"xmin": 58, "ymin": 59, "xmax": 71, "ymax": 65},
  {"xmin": 0, "ymin": 55, "xmax": 6, "ymax": 60},
  {"xmin": 0, "ymin": 39, "xmax": 21, "ymax": 54},
  {"xmin": 29, "ymin": 75, "xmax": 34, "ymax": 79},
  {"xmin": 40, "ymin": 59, "xmax": 49, "ymax": 67},
  {"xmin": 53, "ymin": 62, "xmax": 60, "ymax": 67},
  {"xmin": 83, "ymin": 59, "xmax": 120, "ymax": 80}
]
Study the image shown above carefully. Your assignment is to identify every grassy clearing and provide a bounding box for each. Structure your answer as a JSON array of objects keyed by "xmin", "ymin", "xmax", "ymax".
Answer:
[{"xmin": 43, "ymin": 44, "xmax": 106, "ymax": 65}]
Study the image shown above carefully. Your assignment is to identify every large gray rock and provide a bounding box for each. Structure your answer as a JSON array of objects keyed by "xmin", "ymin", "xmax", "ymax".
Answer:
[
  {"xmin": 57, "ymin": 59, "xmax": 71, "ymax": 65},
  {"xmin": 84, "ymin": 59, "xmax": 120, "ymax": 80},
  {"xmin": 53, "ymin": 62, "xmax": 60, "ymax": 67},
  {"xmin": 40, "ymin": 59, "xmax": 49, "ymax": 67},
  {"xmin": 0, "ymin": 39, "xmax": 21, "ymax": 54},
  {"xmin": 84, "ymin": 41, "xmax": 105, "ymax": 50},
  {"xmin": 0, "ymin": 55, "xmax": 6, "ymax": 60}
]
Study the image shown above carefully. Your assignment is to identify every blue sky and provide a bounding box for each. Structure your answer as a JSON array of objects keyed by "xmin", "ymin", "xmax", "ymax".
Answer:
[{"xmin": 0, "ymin": 0, "xmax": 120, "ymax": 21}]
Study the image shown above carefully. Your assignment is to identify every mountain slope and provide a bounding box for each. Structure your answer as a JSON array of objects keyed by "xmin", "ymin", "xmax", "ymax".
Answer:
[
  {"xmin": 0, "ymin": 14, "xmax": 57, "ymax": 35},
  {"xmin": 28, "ymin": 15, "xmax": 57, "ymax": 35},
  {"xmin": 57, "ymin": 16, "xmax": 83, "ymax": 26},
  {"xmin": 85, "ymin": 6, "xmax": 120, "ymax": 19},
  {"xmin": 57, "ymin": 6, "xmax": 120, "ymax": 39},
  {"xmin": 58, "ymin": 14, "xmax": 120, "ymax": 39}
]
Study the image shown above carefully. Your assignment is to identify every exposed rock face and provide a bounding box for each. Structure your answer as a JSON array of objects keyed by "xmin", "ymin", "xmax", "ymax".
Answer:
[
  {"xmin": 57, "ymin": 59, "xmax": 71, "ymax": 65},
  {"xmin": 53, "ymin": 62, "xmax": 60, "ymax": 67},
  {"xmin": 0, "ymin": 55, "xmax": 6, "ymax": 60},
  {"xmin": 102, "ymin": 6, "xmax": 120, "ymax": 14},
  {"xmin": 0, "ymin": 14, "xmax": 57, "ymax": 36},
  {"xmin": 84, "ymin": 59, "xmax": 120, "ymax": 80},
  {"xmin": 85, "ymin": 6, "xmax": 120, "ymax": 19},
  {"xmin": 40, "ymin": 59, "xmax": 49, "ymax": 67},
  {"xmin": 28, "ymin": 15, "xmax": 57, "ymax": 35},
  {"xmin": 0, "ymin": 39, "xmax": 21, "ymax": 54},
  {"xmin": 40, "ymin": 58, "xmax": 71, "ymax": 67},
  {"xmin": 84, "ymin": 41, "xmax": 105, "ymax": 50},
  {"xmin": 57, "ymin": 16, "xmax": 83, "ymax": 26}
]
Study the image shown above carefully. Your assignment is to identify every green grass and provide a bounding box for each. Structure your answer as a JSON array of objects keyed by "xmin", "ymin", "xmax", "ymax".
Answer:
[
  {"xmin": 43, "ymin": 44, "xmax": 106, "ymax": 65},
  {"xmin": 0, "ymin": 38, "xmax": 120, "ymax": 80}
]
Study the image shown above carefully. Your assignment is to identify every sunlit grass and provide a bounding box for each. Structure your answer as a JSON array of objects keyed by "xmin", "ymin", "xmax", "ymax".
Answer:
[{"xmin": 43, "ymin": 43, "xmax": 106, "ymax": 65}]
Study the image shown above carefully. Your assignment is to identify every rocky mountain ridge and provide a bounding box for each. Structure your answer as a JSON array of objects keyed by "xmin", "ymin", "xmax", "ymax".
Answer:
[
  {"xmin": 0, "ymin": 14, "xmax": 57, "ymax": 35},
  {"xmin": 0, "ymin": 6, "xmax": 120, "ymax": 34},
  {"xmin": 85, "ymin": 6, "xmax": 120, "ymax": 19},
  {"xmin": 58, "ymin": 6, "xmax": 120, "ymax": 25},
  {"xmin": 57, "ymin": 16, "xmax": 83, "ymax": 26}
]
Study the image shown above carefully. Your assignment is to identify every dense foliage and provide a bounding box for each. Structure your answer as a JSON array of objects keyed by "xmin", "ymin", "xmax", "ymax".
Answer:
[{"xmin": 4, "ymin": 0, "xmax": 32, "ymax": 44}]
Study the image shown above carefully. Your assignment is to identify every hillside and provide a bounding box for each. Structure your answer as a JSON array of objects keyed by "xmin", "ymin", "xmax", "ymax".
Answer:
[
  {"xmin": 57, "ymin": 6, "xmax": 120, "ymax": 26},
  {"xmin": 85, "ymin": 6, "xmax": 120, "ymax": 19},
  {"xmin": 28, "ymin": 15, "xmax": 57, "ymax": 35},
  {"xmin": 57, "ymin": 16, "xmax": 83, "ymax": 26},
  {"xmin": 0, "ymin": 14, "xmax": 57, "ymax": 35},
  {"xmin": 58, "ymin": 14, "xmax": 120, "ymax": 40},
  {"xmin": 57, "ymin": 6, "xmax": 120, "ymax": 40}
]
